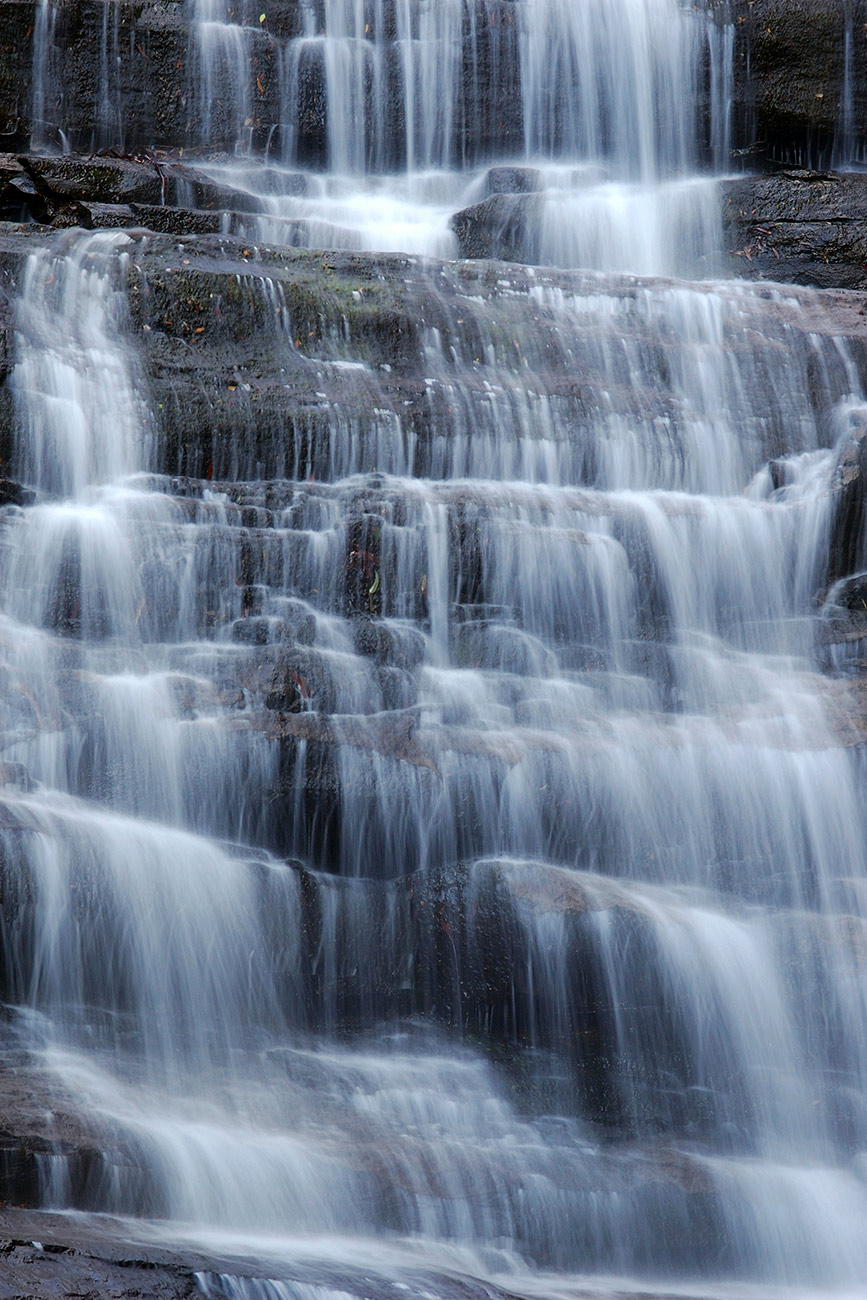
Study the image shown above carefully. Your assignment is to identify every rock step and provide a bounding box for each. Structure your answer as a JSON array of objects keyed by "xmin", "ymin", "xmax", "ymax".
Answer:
[
  {"xmin": 9, "ymin": 153, "xmax": 867, "ymax": 293},
  {"xmin": 3, "ymin": 219, "xmax": 860, "ymax": 486}
]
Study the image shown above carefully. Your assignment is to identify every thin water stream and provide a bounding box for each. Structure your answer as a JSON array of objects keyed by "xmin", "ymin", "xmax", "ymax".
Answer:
[{"xmin": 4, "ymin": 0, "xmax": 867, "ymax": 1296}]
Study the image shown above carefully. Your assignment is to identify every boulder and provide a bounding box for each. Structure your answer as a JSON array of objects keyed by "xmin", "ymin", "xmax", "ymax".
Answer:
[
  {"xmin": 723, "ymin": 170, "xmax": 867, "ymax": 289},
  {"xmin": 0, "ymin": 478, "xmax": 34, "ymax": 507},
  {"xmin": 451, "ymin": 193, "xmax": 543, "ymax": 263},
  {"xmin": 827, "ymin": 408, "xmax": 867, "ymax": 588},
  {"xmin": 817, "ymin": 573, "xmax": 867, "ymax": 674},
  {"xmin": 353, "ymin": 618, "xmax": 426, "ymax": 670}
]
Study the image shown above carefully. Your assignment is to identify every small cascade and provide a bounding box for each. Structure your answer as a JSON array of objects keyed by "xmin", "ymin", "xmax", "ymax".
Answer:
[
  {"xmin": 195, "ymin": 0, "xmax": 501, "ymax": 173},
  {"xmin": 707, "ymin": 13, "xmax": 735, "ymax": 173},
  {"xmin": 10, "ymin": 232, "xmax": 147, "ymax": 497}
]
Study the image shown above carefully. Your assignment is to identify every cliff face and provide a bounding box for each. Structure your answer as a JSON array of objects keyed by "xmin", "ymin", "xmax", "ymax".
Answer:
[
  {"xmin": 0, "ymin": 1, "xmax": 864, "ymax": 165},
  {"xmin": 728, "ymin": 0, "xmax": 867, "ymax": 165}
]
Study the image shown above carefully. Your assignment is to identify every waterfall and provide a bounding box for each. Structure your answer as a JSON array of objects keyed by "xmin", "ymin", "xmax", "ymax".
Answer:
[
  {"xmin": 186, "ymin": 0, "xmax": 728, "ymax": 274},
  {"xmin": 6, "ymin": 0, "xmax": 867, "ymax": 1296}
]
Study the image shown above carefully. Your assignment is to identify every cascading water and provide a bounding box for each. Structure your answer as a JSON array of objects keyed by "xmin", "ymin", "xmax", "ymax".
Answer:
[
  {"xmin": 187, "ymin": 0, "xmax": 732, "ymax": 272},
  {"xmin": 6, "ymin": 0, "xmax": 867, "ymax": 1296}
]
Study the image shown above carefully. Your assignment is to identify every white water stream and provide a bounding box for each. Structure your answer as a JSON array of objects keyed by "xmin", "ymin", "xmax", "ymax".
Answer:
[
  {"xmin": 188, "ymin": 0, "xmax": 728, "ymax": 273},
  {"xmin": 6, "ymin": 1, "xmax": 867, "ymax": 1296}
]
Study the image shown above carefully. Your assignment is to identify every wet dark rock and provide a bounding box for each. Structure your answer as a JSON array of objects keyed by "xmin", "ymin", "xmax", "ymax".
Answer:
[
  {"xmin": 163, "ymin": 165, "xmax": 262, "ymax": 214},
  {"xmin": 0, "ymin": 761, "xmax": 32, "ymax": 790},
  {"xmin": 0, "ymin": 1239, "xmax": 198, "ymax": 1300},
  {"xmin": 727, "ymin": 170, "xmax": 867, "ymax": 226},
  {"xmin": 728, "ymin": 0, "xmax": 867, "ymax": 168},
  {"xmin": 231, "ymin": 615, "xmax": 275, "ymax": 646},
  {"xmin": 231, "ymin": 606, "xmax": 315, "ymax": 646},
  {"xmin": 0, "ymin": 0, "xmax": 190, "ymax": 154},
  {"xmin": 265, "ymin": 659, "xmax": 308, "ymax": 712},
  {"xmin": 457, "ymin": 1, "xmax": 523, "ymax": 161},
  {"xmin": 0, "ymin": 0, "xmax": 863, "ymax": 168},
  {"xmin": 768, "ymin": 458, "xmax": 791, "ymax": 492},
  {"xmin": 24, "ymin": 154, "xmax": 171, "ymax": 206},
  {"xmin": 0, "ymin": 1202, "xmax": 297, "ymax": 1299},
  {"xmin": 0, "ymin": 478, "xmax": 34, "ymax": 507},
  {"xmin": 17, "ymin": 155, "xmax": 262, "ymax": 224},
  {"xmin": 451, "ymin": 193, "xmax": 543, "ymax": 263},
  {"xmin": 825, "ymin": 573, "xmax": 867, "ymax": 616},
  {"xmin": 289, "ymin": 39, "xmax": 328, "ymax": 169},
  {"xmin": 131, "ymin": 202, "xmax": 224, "ymax": 235},
  {"xmin": 0, "ymin": 801, "xmax": 28, "ymax": 832},
  {"xmin": 0, "ymin": 284, "xmax": 16, "ymax": 470},
  {"xmin": 0, "ymin": 153, "xmax": 22, "ymax": 185},
  {"xmin": 241, "ymin": 583, "xmax": 266, "ymax": 617},
  {"xmin": 0, "ymin": 155, "xmax": 34, "ymax": 220},
  {"xmin": 0, "ymin": 2, "xmax": 37, "ymax": 150},
  {"xmin": 481, "ymin": 166, "xmax": 543, "ymax": 198},
  {"xmin": 817, "ymin": 573, "xmax": 867, "ymax": 674},
  {"xmin": 279, "ymin": 602, "xmax": 317, "ymax": 643},
  {"xmin": 353, "ymin": 618, "xmax": 426, "ymax": 670},
  {"xmin": 818, "ymin": 411, "xmax": 867, "ymax": 675},
  {"xmin": 827, "ymin": 410, "xmax": 867, "ymax": 588},
  {"xmin": 723, "ymin": 170, "xmax": 867, "ymax": 289},
  {"xmin": 344, "ymin": 512, "xmax": 384, "ymax": 618},
  {"xmin": 52, "ymin": 200, "xmax": 138, "ymax": 230}
]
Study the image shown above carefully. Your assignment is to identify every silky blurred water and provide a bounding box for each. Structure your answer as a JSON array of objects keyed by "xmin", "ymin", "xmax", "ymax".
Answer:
[{"xmin": 6, "ymin": 1, "xmax": 867, "ymax": 1296}]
